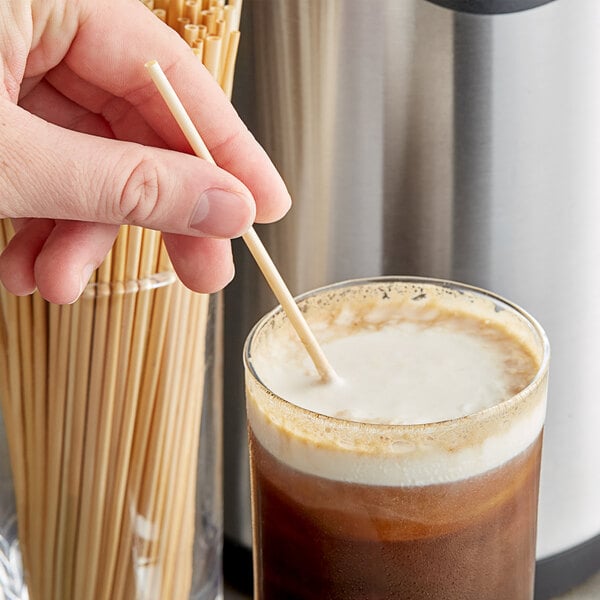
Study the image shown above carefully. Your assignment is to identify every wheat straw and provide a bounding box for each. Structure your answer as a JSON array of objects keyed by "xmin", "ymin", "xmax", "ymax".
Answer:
[{"xmin": 145, "ymin": 59, "xmax": 338, "ymax": 383}]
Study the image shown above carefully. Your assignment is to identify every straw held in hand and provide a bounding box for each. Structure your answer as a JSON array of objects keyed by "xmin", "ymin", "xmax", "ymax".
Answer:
[{"xmin": 145, "ymin": 59, "xmax": 338, "ymax": 383}]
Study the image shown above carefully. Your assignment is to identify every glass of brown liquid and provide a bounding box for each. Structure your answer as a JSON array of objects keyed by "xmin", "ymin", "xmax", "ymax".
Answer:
[{"xmin": 244, "ymin": 277, "xmax": 549, "ymax": 600}]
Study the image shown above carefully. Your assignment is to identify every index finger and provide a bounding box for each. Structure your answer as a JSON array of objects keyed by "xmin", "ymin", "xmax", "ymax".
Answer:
[{"xmin": 69, "ymin": 0, "xmax": 290, "ymax": 222}]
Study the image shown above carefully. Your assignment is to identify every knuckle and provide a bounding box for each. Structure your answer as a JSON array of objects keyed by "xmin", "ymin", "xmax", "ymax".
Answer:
[
  {"xmin": 209, "ymin": 127, "xmax": 246, "ymax": 161},
  {"xmin": 117, "ymin": 153, "xmax": 163, "ymax": 225}
]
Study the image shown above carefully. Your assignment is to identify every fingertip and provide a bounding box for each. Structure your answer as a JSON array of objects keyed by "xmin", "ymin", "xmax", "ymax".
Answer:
[
  {"xmin": 255, "ymin": 187, "xmax": 292, "ymax": 224},
  {"xmin": 34, "ymin": 255, "xmax": 84, "ymax": 305},
  {"xmin": 162, "ymin": 234, "xmax": 235, "ymax": 293},
  {"xmin": 205, "ymin": 127, "xmax": 292, "ymax": 225},
  {"xmin": 236, "ymin": 154, "xmax": 292, "ymax": 225},
  {"xmin": 0, "ymin": 219, "xmax": 54, "ymax": 297},
  {"xmin": 0, "ymin": 252, "xmax": 32, "ymax": 296},
  {"xmin": 0, "ymin": 268, "xmax": 37, "ymax": 297},
  {"xmin": 33, "ymin": 221, "xmax": 118, "ymax": 305}
]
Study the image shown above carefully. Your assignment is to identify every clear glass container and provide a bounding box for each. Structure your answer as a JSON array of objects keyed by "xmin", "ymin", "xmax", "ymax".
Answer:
[{"xmin": 0, "ymin": 270, "xmax": 222, "ymax": 600}]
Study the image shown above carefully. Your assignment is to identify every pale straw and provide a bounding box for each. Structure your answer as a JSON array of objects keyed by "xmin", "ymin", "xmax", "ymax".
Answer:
[{"xmin": 145, "ymin": 59, "xmax": 338, "ymax": 383}]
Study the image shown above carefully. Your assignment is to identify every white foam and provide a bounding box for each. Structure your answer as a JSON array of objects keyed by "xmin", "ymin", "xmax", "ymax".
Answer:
[
  {"xmin": 256, "ymin": 323, "xmax": 526, "ymax": 425},
  {"xmin": 246, "ymin": 281, "xmax": 548, "ymax": 486}
]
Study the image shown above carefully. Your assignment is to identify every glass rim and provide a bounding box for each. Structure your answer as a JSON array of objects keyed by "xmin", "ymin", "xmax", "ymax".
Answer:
[
  {"xmin": 243, "ymin": 275, "xmax": 550, "ymax": 434},
  {"xmin": 80, "ymin": 270, "xmax": 177, "ymax": 299}
]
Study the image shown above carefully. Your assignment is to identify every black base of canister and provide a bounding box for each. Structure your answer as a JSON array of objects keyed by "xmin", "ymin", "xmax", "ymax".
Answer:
[
  {"xmin": 223, "ymin": 536, "xmax": 254, "ymax": 597},
  {"xmin": 224, "ymin": 534, "xmax": 600, "ymax": 599},
  {"xmin": 535, "ymin": 533, "xmax": 600, "ymax": 599}
]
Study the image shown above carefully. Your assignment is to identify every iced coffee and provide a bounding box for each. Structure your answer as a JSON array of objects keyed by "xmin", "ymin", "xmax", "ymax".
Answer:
[{"xmin": 244, "ymin": 277, "xmax": 549, "ymax": 600}]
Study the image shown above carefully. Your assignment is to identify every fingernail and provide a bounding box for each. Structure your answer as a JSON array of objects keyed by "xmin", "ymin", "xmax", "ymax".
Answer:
[
  {"xmin": 190, "ymin": 189, "xmax": 254, "ymax": 237},
  {"xmin": 227, "ymin": 260, "xmax": 235, "ymax": 285},
  {"xmin": 79, "ymin": 264, "xmax": 95, "ymax": 294},
  {"xmin": 68, "ymin": 265, "xmax": 95, "ymax": 304}
]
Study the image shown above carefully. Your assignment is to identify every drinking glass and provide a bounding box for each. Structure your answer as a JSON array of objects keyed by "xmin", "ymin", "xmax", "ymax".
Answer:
[{"xmin": 244, "ymin": 276, "xmax": 549, "ymax": 600}]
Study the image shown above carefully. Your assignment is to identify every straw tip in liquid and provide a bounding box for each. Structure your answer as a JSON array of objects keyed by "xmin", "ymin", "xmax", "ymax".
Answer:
[{"xmin": 322, "ymin": 371, "xmax": 345, "ymax": 388}]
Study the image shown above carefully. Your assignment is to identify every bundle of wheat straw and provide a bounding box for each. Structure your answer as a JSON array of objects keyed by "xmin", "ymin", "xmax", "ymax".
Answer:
[{"xmin": 0, "ymin": 1, "xmax": 242, "ymax": 598}]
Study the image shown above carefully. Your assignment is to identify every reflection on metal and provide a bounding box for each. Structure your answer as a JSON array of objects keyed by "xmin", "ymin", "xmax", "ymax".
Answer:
[{"xmin": 224, "ymin": 0, "xmax": 600, "ymax": 576}]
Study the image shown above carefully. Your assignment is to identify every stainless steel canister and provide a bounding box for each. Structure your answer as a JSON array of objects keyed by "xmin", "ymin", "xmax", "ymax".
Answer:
[{"xmin": 224, "ymin": 1, "xmax": 600, "ymax": 597}]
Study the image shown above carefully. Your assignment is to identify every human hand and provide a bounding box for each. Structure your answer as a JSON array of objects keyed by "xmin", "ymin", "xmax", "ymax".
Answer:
[{"xmin": 0, "ymin": 0, "xmax": 290, "ymax": 304}]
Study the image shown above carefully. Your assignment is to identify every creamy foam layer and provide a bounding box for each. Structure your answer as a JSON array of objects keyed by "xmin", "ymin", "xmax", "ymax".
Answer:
[
  {"xmin": 255, "ymin": 320, "xmax": 535, "ymax": 425},
  {"xmin": 246, "ymin": 281, "xmax": 548, "ymax": 486}
]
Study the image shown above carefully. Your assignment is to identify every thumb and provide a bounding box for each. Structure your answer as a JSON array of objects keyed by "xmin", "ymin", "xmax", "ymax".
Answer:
[{"xmin": 0, "ymin": 101, "xmax": 256, "ymax": 237}]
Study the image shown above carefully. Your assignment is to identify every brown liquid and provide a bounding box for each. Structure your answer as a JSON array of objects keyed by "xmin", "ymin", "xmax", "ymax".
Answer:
[{"xmin": 250, "ymin": 429, "xmax": 542, "ymax": 600}]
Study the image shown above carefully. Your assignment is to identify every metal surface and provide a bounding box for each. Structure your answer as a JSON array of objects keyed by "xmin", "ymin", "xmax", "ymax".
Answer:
[{"xmin": 224, "ymin": 0, "xmax": 600, "ymax": 572}]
